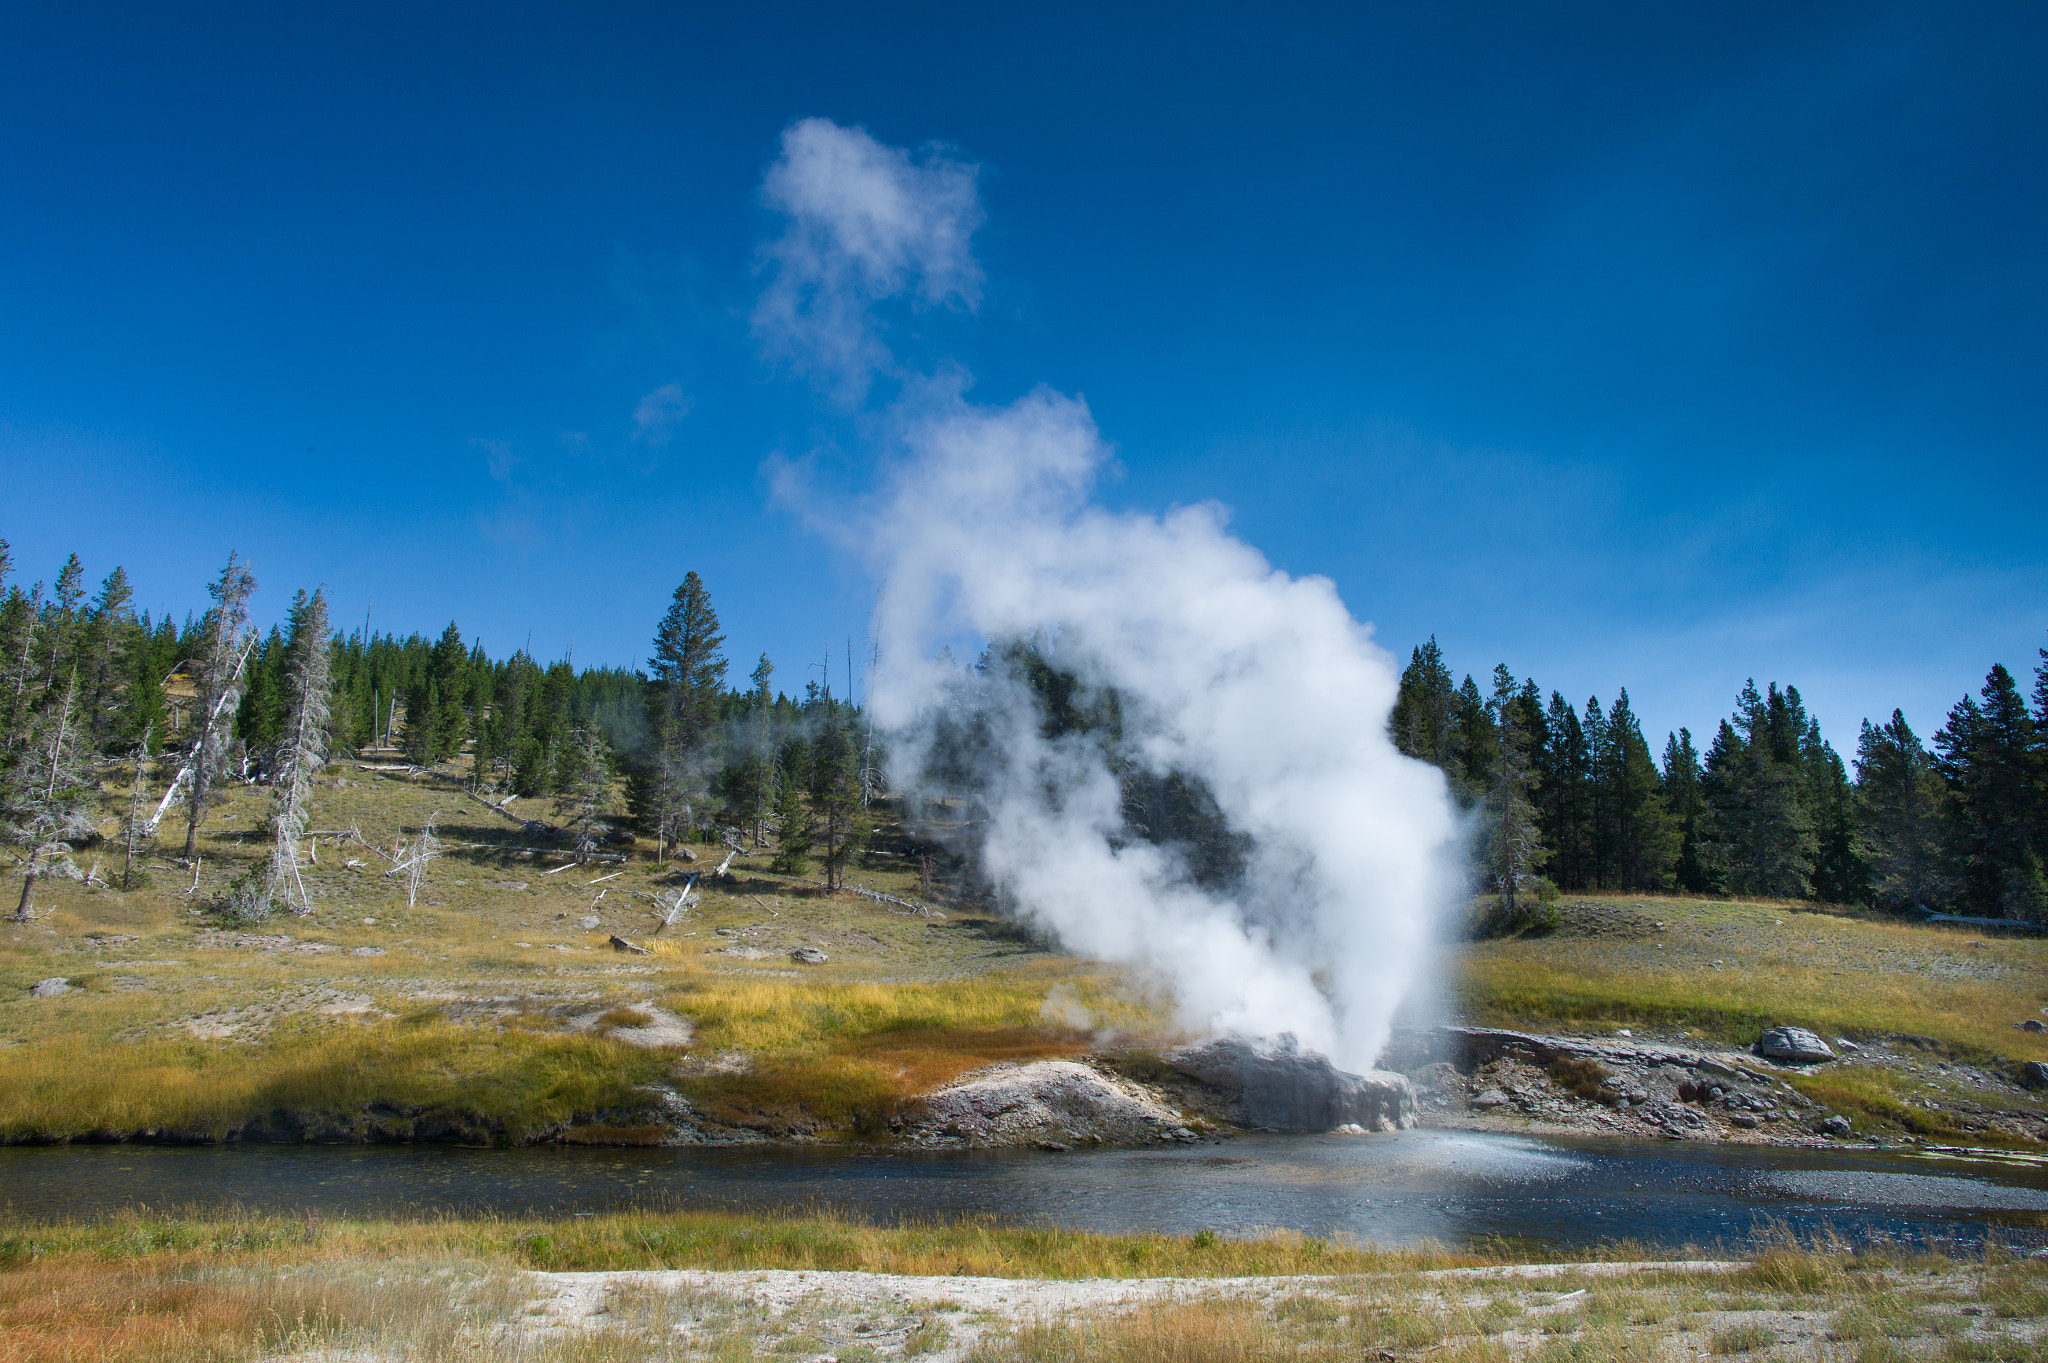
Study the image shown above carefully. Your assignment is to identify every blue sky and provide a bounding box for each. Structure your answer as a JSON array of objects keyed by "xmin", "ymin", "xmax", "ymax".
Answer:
[{"xmin": 2, "ymin": 2, "xmax": 2042, "ymax": 752}]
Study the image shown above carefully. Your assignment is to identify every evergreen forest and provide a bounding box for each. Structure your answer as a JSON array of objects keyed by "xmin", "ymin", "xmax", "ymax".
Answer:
[
  {"xmin": 1, "ymin": 536, "xmax": 2042, "ymax": 926},
  {"xmin": 1391, "ymin": 636, "xmax": 2048, "ymax": 926}
]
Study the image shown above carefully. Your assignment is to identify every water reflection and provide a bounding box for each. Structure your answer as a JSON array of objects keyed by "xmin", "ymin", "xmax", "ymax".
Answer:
[{"xmin": 4, "ymin": 1131, "xmax": 2044, "ymax": 1253}]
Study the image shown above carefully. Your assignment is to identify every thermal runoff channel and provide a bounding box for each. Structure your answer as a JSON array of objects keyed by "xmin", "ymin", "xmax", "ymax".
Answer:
[{"xmin": 756, "ymin": 119, "xmax": 1464, "ymax": 1071}]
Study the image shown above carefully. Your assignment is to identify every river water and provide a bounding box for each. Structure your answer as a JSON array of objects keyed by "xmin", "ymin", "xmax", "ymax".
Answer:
[{"xmin": 5, "ymin": 1133, "xmax": 2045, "ymax": 1253}]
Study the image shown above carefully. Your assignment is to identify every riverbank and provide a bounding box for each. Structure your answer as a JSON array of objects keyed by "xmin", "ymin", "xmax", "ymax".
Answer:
[
  {"xmin": 3, "ymin": 1208, "xmax": 2044, "ymax": 1363},
  {"xmin": 4, "ymin": 768, "xmax": 2045, "ymax": 1149}
]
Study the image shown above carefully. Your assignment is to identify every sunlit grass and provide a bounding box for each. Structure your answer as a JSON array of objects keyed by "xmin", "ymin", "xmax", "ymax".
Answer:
[{"xmin": 1453, "ymin": 894, "xmax": 2048, "ymax": 1060}]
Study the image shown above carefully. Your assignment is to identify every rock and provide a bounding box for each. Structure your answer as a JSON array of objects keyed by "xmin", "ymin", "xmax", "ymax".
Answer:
[
  {"xmin": 1166, "ymin": 1033, "xmax": 1416, "ymax": 1132},
  {"xmin": 1729, "ymin": 1112, "xmax": 1761, "ymax": 1129},
  {"xmin": 1471, "ymin": 1088, "xmax": 1510, "ymax": 1109},
  {"xmin": 488, "ymin": 880, "xmax": 529, "ymax": 892},
  {"xmin": 789, "ymin": 946, "xmax": 828, "ymax": 964},
  {"xmin": 2021, "ymin": 1061, "xmax": 2048, "ymax": 1090},
  {"xmin": 349, "ymin": 946, "xmax": 386, "ymax": 957},
  {"xmin": 2021, "ymin": 1019, "xmax": 2046, "ymax": 1034},
  {"xmin": 1820, "ymin": 1114, "xmax": 1853, "ymax": 1137},
  {"xmin": 1755, "ymin": 1026, "xmax": 1835, "ymax": 1064},
  {"xmin": 577, "ymin": 916, "xmax": 601, "ymax": 930},
  {"xmin": 28, "ymin": 977, "xmax": 70, "ymax": 998},
  {"xmin": 911, "ymin": 1060, "xmax": 1191, "ymax": 1149},
  {"xmin": 608, "ymin": 935, "xmax": 651, "ymax": 955},
  {"xmin": 1836, "ymin": 1037, "xmax": 1861, "ymax": 1050}
]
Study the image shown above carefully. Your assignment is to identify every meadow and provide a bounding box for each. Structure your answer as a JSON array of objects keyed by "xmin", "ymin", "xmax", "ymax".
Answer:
[
  {"xmin": 1, "ymin": 1210, "xmax": 2045, "ymax": 1362},
  {"xmin": 2, "ymin": 759, "xmax": 2045, "ymax": 1146}
]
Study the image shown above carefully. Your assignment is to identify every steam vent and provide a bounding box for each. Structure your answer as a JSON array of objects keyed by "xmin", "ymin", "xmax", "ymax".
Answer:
[{"xmin": 1166, "ymin": 1033, "xmax": 1417, "ymax": 1132}]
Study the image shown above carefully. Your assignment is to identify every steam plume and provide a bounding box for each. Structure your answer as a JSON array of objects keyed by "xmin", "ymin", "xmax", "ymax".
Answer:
[{"xmin": 757, "ymin": 120, "xmax": 1462, "ymax": 1070}]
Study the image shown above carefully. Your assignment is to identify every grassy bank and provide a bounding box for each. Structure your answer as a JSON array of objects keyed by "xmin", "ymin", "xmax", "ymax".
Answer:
[
  {"xmin": 0, "ymin": 768, "xmax": 1169, "ymax": 1141},
  {"xmin": 0, "ymin": 1208, "xmax": 1485, "ymax": 1279},
  {"xmin": 1454, "ymin": 895, "xmax": 2048, "ymax": 1058},
  {"xmin": 5, "ymin": 757, "xmax": 2045, "ymax": 1147},
  {"xmin": 2, "ymin": 1212, "xmax": 2045, "ymax": 1363}
]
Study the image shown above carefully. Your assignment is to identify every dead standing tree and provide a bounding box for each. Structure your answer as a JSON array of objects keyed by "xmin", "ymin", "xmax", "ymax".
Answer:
[
  {"xmin": 6, "ymin": 667, "xmax": 95, "ymax": 922},
  {"xmin": 181, "ymin": 553, "xmax": 257, "ymax": 862},
  {"xmin": 384, "ymin": 813, "xmax": 442, "ymax": 909},
  {"xmin": 266, "ymin": 588, "xmax": 332, "ymax": 914}
]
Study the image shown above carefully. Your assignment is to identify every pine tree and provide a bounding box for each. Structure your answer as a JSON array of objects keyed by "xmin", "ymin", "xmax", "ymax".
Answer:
[
  {"xmin": 770, "ymin": 765, "xmax": 815, "ymax": 876},
  {"xmin": 1802, "ymin": 717, "xmax": 1866, "ymax": 905},
  {"xmin": 1699, "ymin": 683, "xmax": 1817, "ymax": 898},
  {"xmin": 645, "ymin": 574, "xmax": 727, "ymax": 855},
  {"xmin": 1661, "ymin": 729, "xmax": 1709, "ymax": 892},
  {"xmin": 1390, "ymin": 637, "xmax": 1468, "ymax": 798},
  {"xmin": 811, "ymin": 706, "xmax": 870, "ymax": 890},
  {"xmin": 266, "ymin": 589, "xmax": 333, "ymax": 915},
  {"xmin": 403, "ymin": 622, "xmax": 469, "ymax": 765},
  {"xmin": 1854, "ymin": 710, "xmax": 1953, "ymax": 913},
  {"xmin": 1455, "ymin": 673, "xmax": 1498, "ymax": 796},
  {"xmin": 236, "ymin": 626, "xmax": 287, "ymax": 763},
  {"xmin": 1936, "ymin": 664, "xmax": 2045, "ymax": 921},
  {"xmin": 1602, "ymin": 689, "xmax": 1677, "ymax": 891},
  {"xmin": 182, "ymin": 553, "xmax": 257, "ymax": 861},
  {"xmin": 1482, "ymin": 665, "xmax": 1549, "ymax": 921},
  {"xmin": 1537, "ymin": 692, "xmax": 1594, "ymax": 891},
  {"xmin": 0, "ymin": 576, "xmax": 44, "ymax": 752},
  {"xmin": 553, "ymin": 722, "xmax": 613, "ymax": 861},
  {"xmin": 78, "ymin": 566, "xmax": 136, "ymax": 751},
  {"xmin": 650, "ymin": 573, "xmax": 728, "ymax": 753}
]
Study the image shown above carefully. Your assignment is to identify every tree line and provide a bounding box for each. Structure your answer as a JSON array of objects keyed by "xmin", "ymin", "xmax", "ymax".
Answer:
[
  {"xmin": 0, "ymin": 541, "xmax": 876, "ymax": 922},
  {"xmin": 1392, "ymin": 636, "xmax": 2048, "ymax": 924}
]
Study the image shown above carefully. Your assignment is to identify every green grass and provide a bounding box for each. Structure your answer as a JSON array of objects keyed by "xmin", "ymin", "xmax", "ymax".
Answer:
[
  {"xmin": 1454, "ymin": 895, "xmax": 2048, "ymax": 1060},
  {"xmin": 0, "ymin": 1207, "xmax": 1486, "ymax": 1279}
]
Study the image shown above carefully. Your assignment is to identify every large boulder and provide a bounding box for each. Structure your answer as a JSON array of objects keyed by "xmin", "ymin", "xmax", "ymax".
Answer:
[
  {"xmin": 28, "ymin": 977, "xmax": 70, "ymax": 998},
  {"xmin": 1166, "ymin": 1033, "xmax": 1415, "ymax": 1132},
  {"xmin": 1754, "ymin": 1026, "xmax": 1835, "ymax": 1065},
  {"xmin": 906, "ymin": 1060, "xmax": 1196, "ymax": 1149}
]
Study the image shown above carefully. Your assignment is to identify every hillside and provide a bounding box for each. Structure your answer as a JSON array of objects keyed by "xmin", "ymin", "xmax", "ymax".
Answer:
[{"xmin": 3, "ymin": 756, "xmax": 2045, "ymax": 1148}]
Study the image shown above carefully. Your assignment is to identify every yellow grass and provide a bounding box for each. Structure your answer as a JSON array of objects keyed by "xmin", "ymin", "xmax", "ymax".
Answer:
[{"xmin": 1454, "ymin": 895, "xmax": 2048, "ymax": 1062}]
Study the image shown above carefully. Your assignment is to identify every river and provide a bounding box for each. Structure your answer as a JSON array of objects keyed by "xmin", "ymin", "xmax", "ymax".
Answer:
[{"xmin": 5, "ymin": 1133, "xmax": 2045, "ymax": 1253}]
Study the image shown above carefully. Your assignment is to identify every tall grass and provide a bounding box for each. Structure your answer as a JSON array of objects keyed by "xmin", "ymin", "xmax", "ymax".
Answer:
[
  {"xmin": 1455, "ymin": 896, "xmax": 2048, "ymax": 1059},
  {"xmin": 0, "ymin": 1207, "xmax": 1486, "ymax": 1279},
  {"xmin": 0, "ymin": 1020, "xmax": 673, "ymax": 1141}
]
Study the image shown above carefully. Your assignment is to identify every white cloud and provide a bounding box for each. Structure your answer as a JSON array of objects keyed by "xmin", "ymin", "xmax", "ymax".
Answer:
[
  {"xmin": 473, "ymin": 437, "xmax": 515, "ymax": 481},
  {"xmin": 630, "ymin": 382, "xmax": 693, "ymax": 447},
  {"xmin": 752, "ymin": 117, "xmax": 984, "ymax": 402}
]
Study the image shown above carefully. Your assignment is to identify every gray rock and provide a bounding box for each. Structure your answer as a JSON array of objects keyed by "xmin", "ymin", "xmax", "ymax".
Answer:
[
  {"xmin": 1820, "ymin": 1114, "xmax": 1853, "ymax": 1137},
  {"xmin": 2021, "ymin": 1019, "xmax": 2045, "ymax": 1034},
  {"xmin": 576, "ymin": 916, "xmax": 601, "ymax": 930},
  {"xmin": 28, "ymin": 977, "xmax": 70, "ymax": 998},
  {"xmin": 1729, "ymin": 1112, "xmax": 1761, "ymax": 1129},
  {"xmin": 2021, "ymin": 1061, "xmax": 2048, "ymax": 1090},
  {"xmin": 789, "ymin": 946, "xmax": 828, "ymax": 964},
  {"xmin": 1755, "ymin": 1026, "xmax": 1836, "ymax": 1064},
  {"xmin": 1471, "ymin": 1088, "xmax": 1510, "ymax": 1109},
  {"xmin": 1166, "ymin": 1033, "xmax": 1415, "ymax": 1132},
  {"xmin": 349, "ymin": 946, "xmax": 386, "ymax": 957}
]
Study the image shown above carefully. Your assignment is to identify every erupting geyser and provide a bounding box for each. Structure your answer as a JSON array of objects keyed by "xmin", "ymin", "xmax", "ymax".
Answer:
[{"xmin": 757, "ymin": 118, "xmax": 1465, "ymax": 1072}]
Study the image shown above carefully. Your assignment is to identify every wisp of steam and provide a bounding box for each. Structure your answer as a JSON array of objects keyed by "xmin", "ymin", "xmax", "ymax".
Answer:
[{"xmin": 757, "ymin": 118, "xmax": 1463, "ymax": 1071}]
